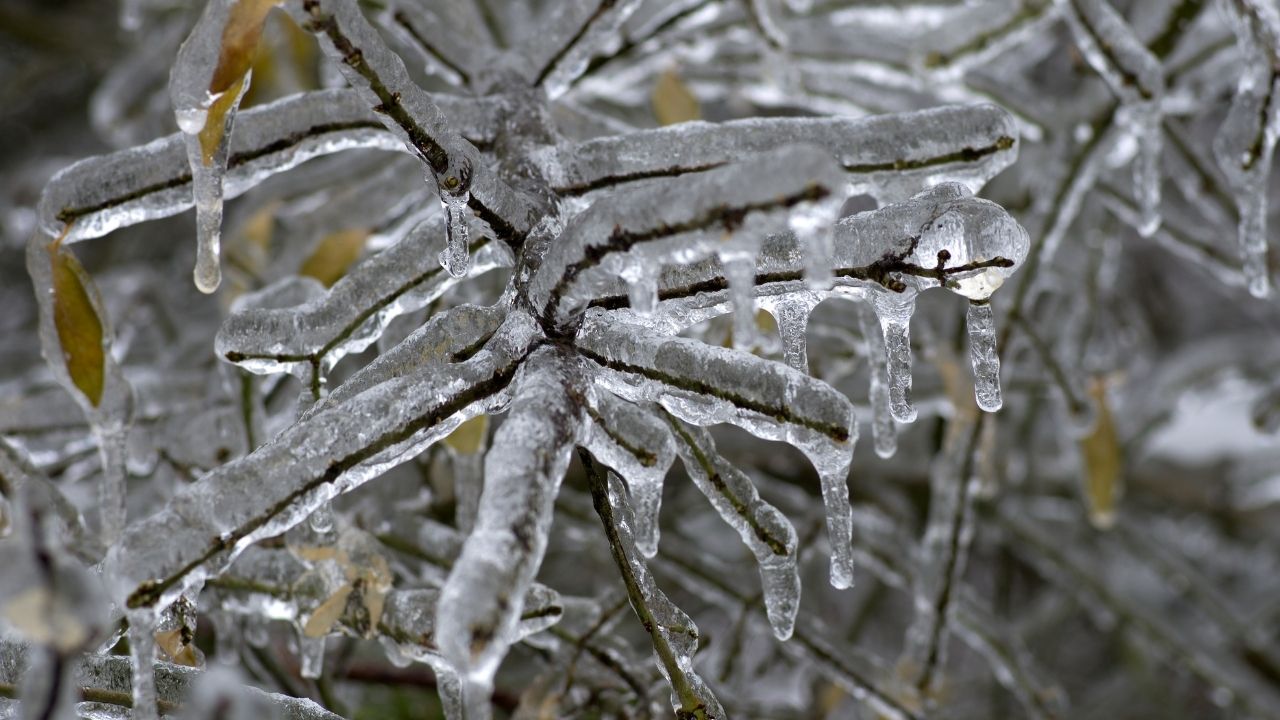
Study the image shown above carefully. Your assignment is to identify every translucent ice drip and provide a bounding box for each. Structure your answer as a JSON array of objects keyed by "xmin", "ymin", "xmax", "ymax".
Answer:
[
  {"xmin": 872, "ymin": 293, "xmax": 918, "ymax": 424},
  {"xmin": 721, "ymin": 251, "xmax": 761, "ymax": 351},
  {"xmin": 94, "ymin": 426, "xmax": 129, "ymax": 547},
  {"xmin": 127, "ymin": 610, "xmax": 159, "ymax": 720},
  {"xmin": 966, "ymin": 301, "xmax": 1002, "ymax": 412},
  {"xmin": 180, "ymin": 75, "xmax": 250, "ymax": 294},
  {"xmin": 767, "ymin": 294, "xmax": 820, "ymax": 374},
  {"xmin": 299, "ymin": 635, "xmax": 325, "ymax": 679},
  {"xmin": 1129, "ymin": 104, "xmax": 1163, "ymax": 238},
  {"xmin": 620, "ymin": 260, "xmax": 660, "ymax": 315},
  {"xmin": 798, "ymin": 431, "xmax": 858, "ymax": 590},
  {"xmin": 439, "ymin": 191, "xmax": 472, "ymax": 279},
  {"xmin": 859, "ymin": 302, "xmax": 896, "ymax": 458}
]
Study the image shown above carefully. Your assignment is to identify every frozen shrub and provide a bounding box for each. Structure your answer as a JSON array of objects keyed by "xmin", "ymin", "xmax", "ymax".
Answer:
[{"xmin": 1, "ymin": 1, "xmax": 1278, "ymax": 718}]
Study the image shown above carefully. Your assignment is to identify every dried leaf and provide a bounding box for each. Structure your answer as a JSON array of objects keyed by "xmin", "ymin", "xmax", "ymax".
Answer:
[
  {"xmin": 299, "ymin": 228, "xmax": 369, "ymax": 287},
  {"xmin": 1079, "ymin": 376, "xmax": 1123, "ymax": 529},
  {"xmin": 210, "ymin": 0, "xmax": 283, "ymax": 95},
  {"xmin": 303, "ymin": 583, "xmax": 353, "ymax": 638},
  {"xmin": 444, "ymin": 414, "xmax": 489, "ymax": 454},
  {"xmin": 651, "ymin": 68, "xmax": 701, "ymax": 126},
  {"xmin": 198, "ymin": 73, "xmax": 247, "ymax": 166},
  {"xmin": 155, "ymin": 628, "xmax": 202, "ymax": 667},
  {"xmin": 47, "ymin": 237, "xmax": 105, "ymax": 408},
  {"xmin": 199, "ymin": 0, "xmax": 283, "ymax": 165}
]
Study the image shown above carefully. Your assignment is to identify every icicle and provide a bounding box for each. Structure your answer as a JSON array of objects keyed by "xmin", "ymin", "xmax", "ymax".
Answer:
[
  {"xmin": 452, "ymin": 452, "xmax": 484, "ymax": 535},
  {"xmin": 436, "ymin": 158, "xmax": 474, "ymax": 279},
  {"xmin": 620, "ymin": 260, "xmax": 660, "ymax": 316},
  {"xmin": 859, "ymin": 303, "xmax": 896, "ymax": 459},
  {"xmin": 813, "ymin": 441, "xmax": 856, "ymax": 590},
  {"xmin": 94, "ymin": 426, "xmax": 128, "ymax": 546},
  {"xmin": 298, "ymin": 635, "xmax": 325, "ymax": 679},
  {"xmin": 1238, "ymin": 189, "xmax": 1272, "ymax": 298},
  {"xmin": 127, "ymin": 610, "xmax": 159, "ymax": 720},
  {"xmin": 180, "ymin": 75, "xmax": 249, "ymax": 295},
  {"xmin": 211, "ymin": 611, "xmax": 241, "ymax": 665},
  {"xmin": 1131, "ymin": 105, "xmax": 1163, "ymax": 238},
  {"xmin": 872, "ymin": 293, "xmax": 918, "ymax": 424},
  {"xmin": 789, "ymin": 199, "xmax": 838, "ymax": 291},
  {"xmin": 439, "ymin": 192, "xmax": 472, "ymax": 279},
  {"xmin": 966, "ymin": 301, "xmax": 1002, "ymax": 412},
  {"xmin": 722, "ymin": 252, "xmax": 760, "ymax": 351},
  {"xmin": 769, "ymin": 295, "xmax": 819, "ymax": 374},
  {"xmin": 170, "ymin": 0, "xmax": 284, "ymax": 294}
]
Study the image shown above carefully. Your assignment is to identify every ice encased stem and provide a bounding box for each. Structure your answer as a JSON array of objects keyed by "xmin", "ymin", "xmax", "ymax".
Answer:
[{"xmin": 966, "ymin": 301, "xmax": 1002, "ymax": 412}]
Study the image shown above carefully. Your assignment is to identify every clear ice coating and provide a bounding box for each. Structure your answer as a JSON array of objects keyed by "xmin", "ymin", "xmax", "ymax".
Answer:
[
  {"xmin": 591, "ymin": 469, "xmax": 727, "ymax": 718},
  {"xmin": 873, "ymin": 292, "xmax": 918, "ymax": 424},
  {"xmin": 669, "ymin": 420, "xmax": 801, "ymax": 640},
  {"xmin": 434, "ymin": 349, "xmax": 583, "ymax": 709},
  {"xmin": 1056, "ymin": 0, "xmax": 1166, "ymax": 237},
  {"xmin": 13, "ymin": 0, "xmax": 1185, "ymax": 716},
  {"xmin": 966, "ymin": 301, "xmax": 1003, "ymax": 412}
]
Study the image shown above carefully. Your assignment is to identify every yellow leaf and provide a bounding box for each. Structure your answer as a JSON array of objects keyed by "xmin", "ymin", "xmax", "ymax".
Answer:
[
  {"xmin": 651, "ymin": 68, "xmax": 701, "ymax": 126},
  {"xmin": 1079, "ymin": 376, "xmax": 1123, "ymax": 529},
  {"xmin": 47, "ymin": 234, "xmax": 105, "ymax": 407},
  {"xmin": 210, "ymin": 0, "xmax": 282, "ymax": 95},
  {"xmin": 198, "ymin": 73, "xmax": 247, "ymax": 167},
  {"xmin": 444, "ymin": 414, "xmax": 489, "ymax": 455},
  {"xmin": 299, "ymin": 228, "xmax": 369, "ymax": 287},
  {"xmin": 303, "ymin": 583, "xmax": 353, "ymax": 638},
  {"xmin": 199, "ymin": 0, "xmax": 283, "ymax": 165}
]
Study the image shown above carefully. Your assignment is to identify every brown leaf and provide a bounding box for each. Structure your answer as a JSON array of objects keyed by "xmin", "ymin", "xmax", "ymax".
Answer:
[
  {"xmin": 199, "ymin": 0, "xmax": 283, "ymax": 165},
  {"xmin": 651, "ymin": 68, "xmax": 701, "ymax": 126},
  {"xmin": 298, "ymin": 228, "xmax": 369, "ymax": 287},
  {"xmin": 47, "ymin": 235, "xmax": 105, "ymax": 407},
  {"xmin": 198, "ymin": 73, "xmax": 247, "ymax": 166},
  {"xmin": 1079, "ymin": 376, "xmax": 1123, "ymax": 529},
  {"xmin": 155, "ymin": 628, "xmax": 203, "ymax": 667},
  {"xmin": 210, "ymin": 0, "xmax": 282, "ymax": 95}
]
